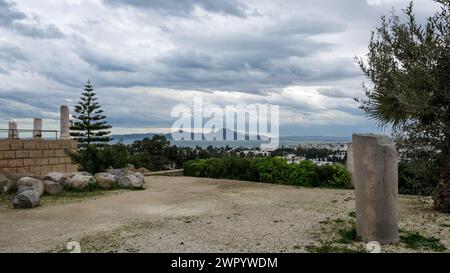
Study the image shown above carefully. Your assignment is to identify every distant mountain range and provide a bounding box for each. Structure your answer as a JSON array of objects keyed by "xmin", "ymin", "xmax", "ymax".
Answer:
[{"xmin": 110, "ymin": 130, "xmax": 350, "ymax": 144}]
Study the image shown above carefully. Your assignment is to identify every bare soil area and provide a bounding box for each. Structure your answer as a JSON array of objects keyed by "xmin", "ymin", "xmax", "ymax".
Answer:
[{"xmin": 0, "ymin": 176, "xmax": 448, "ymax": 253}]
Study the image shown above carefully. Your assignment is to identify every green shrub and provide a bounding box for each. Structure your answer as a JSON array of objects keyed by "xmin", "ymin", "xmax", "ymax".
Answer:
[
  {"xmin": 318, "ymin": 164, "xmax": 352, "ymax": 189},
  {"xmin": 257, "ymin": 157, "xmax": 291, "ymax": 184},
  {"xmin": 68, "ymin": 144, "xmax": 129, "ymax": 174},
  {"xmin": 183, "ymin": 157, "xmax": 351, "ymax": 189},
  {"xmin": 288, "ymin": 160, "xmax": 320, "ymax": 187}
]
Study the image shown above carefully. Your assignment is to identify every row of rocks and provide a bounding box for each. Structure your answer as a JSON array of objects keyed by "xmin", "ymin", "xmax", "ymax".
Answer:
[{"xmin": 0, "ymin": 168, "xmax": 145, "ymax": 209}]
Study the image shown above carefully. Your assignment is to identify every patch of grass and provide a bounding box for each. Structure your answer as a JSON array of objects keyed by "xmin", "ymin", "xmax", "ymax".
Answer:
[
  {"xmin": 400, "ymin": 232, "xmax": 446, "ymax": 252},
  {"xmin": 337, "ymin": 227, "xmax": 360, "ymax": 244},
  {"xmin": 333, "ymin": 218, "xmax": 344, "ymax": 224},
  {"xmin": 306, "ymin": 241, "xmax": 365, "ymax": 253},
  {"xmin": 439, "ymin": 224, "xmax": 450, "ymax": 228},
  {"xmin": 49, "ymin": 220, "xmax": 157, "ymax": 253},
  {"xmin": 348, "ymin": 211, "xmax": 356, "ymax": 218}
]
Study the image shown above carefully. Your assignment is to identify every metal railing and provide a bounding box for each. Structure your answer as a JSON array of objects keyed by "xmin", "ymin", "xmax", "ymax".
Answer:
[{"xmin": 0, "ymin": 129, "xmax": 60, "ymax": 140}]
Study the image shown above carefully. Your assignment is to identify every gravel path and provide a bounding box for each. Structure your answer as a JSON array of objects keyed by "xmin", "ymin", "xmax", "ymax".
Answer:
[{"xmin": 0, "ymin": 176, "xmax": 448, "ymax": 253}]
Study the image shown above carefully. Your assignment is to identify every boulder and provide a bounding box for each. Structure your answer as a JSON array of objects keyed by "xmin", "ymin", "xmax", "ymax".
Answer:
[
  {"xmin": 11, "ymin": 190, "xmax": 40, "ymax": 209},
  {"xmin": 68, "ymin": 171, "xmax": 92, "ymax": 178},
  {"xmin": 94, "ymin": 173, "xmax": 117, "ymax": 189},
  {"xmin": 136, "ymin": 167, "xmax": 150, "ymax": 174},
  {"xmin": 44, "ymin": 172, "xmax": 66, "ymax": 184},
  {"xmin": 125, "ymin": 163, "xmax": 136, "ymax": 171},
  {"xmin": 107, "ymin": 168, "xmax": 128, "ymax": 178},
  {"xmin": 134, "ymin": 172, "xmax": 144, "ymax": 180},
  {"xmin": 16, "ymin": 177, "xmax": 44, "ymax": 197},
  {"xmin": 43, "ymin": 180, "xmax": 63, "ymax": 195},
  {"xmin": 118, "ymin": 174, "xmax": 144, "ymax": 189},
  {"xmin": 17, "ymin": 185, "xmax": 34, "ymax": 194},
  {"xmin": 65, "ymin": 175, "xmax": 96, "ymax": 191},
  {"xmin": 5, "ymin": 173, "xmax": 43, "ymax": 183}
]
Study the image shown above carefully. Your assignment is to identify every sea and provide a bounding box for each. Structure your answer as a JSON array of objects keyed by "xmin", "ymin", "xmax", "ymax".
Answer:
[{"xmin": 170, "ymin": 140, "xmax": 347, "ymax": 149}]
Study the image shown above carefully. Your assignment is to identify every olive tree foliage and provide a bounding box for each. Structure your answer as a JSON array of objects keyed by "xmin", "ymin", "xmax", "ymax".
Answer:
[{"xmin": 356, "ymin": 1, "xmax": 450, "ymax": 210}]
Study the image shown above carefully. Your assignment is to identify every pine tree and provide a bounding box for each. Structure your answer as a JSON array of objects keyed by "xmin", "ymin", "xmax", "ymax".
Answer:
[{"xmin": 70, "ymin": 80, "xmax": 112, "ymax": 146}]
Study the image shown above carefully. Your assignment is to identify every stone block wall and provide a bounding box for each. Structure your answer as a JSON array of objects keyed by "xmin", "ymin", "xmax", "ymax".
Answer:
[{"xmin": 0, "ymin": 139, "xmax": 78, "ymax": 175}]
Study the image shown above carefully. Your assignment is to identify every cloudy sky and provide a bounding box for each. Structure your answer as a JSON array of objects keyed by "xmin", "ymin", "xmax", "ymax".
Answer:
[{"xmin": 0, "ymin": 0, "xmax": 441, "ymax": 136}]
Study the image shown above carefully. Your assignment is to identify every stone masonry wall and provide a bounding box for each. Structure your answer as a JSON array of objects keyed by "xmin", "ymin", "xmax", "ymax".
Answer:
[{"xmin": 0, "ymin": 139, "xmax": 78, "ymax": 175}]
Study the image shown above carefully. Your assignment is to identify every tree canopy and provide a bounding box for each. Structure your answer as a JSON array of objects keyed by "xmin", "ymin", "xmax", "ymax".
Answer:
[{"xmin": 357, "ymin": 0, "xmax": 450, "ymax": 212}]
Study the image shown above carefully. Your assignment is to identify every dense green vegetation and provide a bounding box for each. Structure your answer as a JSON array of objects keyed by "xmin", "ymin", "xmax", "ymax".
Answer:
[
  {"xmin": 68, "ymin": 135, "xmax": 245, "ymax": 174},
  {"xmin": 271, "ymin": 146, "xmax": 346, "ymax": 163},
  {"xmin": 183, "ymin": 157, "xmax": 352, "ymax": 189},
  {"xmin": 398, "ymin": 160, "xmax": 441, "ymax": 196}
]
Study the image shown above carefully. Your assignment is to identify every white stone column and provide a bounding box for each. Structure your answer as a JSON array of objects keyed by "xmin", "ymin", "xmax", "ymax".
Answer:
[
  {"xmin": 33, "ymin": 118, "xmax": 42, "ymax": 139},
  {"xmin": 8, "ymin": 121, "xmax": 18, "ymax": 139},
  {"xmin": 60, "ymin": 105, "xmax": 70, "ymax": 139},
  {"xmin": 352, "ymin": 133, "xmax": 399, "ymax": 244}
]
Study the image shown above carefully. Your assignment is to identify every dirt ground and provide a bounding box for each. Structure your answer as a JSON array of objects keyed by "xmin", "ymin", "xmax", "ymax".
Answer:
[{"xmin": 0, "ymin": 176, "xmax": 449, "ymax": 253}]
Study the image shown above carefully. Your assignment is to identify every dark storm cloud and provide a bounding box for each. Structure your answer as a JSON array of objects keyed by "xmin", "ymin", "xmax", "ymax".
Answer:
[
  {"xmin": 0, "ymin": 0, "xmax": 64, "ymax": 39},
  {"xmin": 10, "ymin": 21, "xmax": 64, "ymax": 39},
  {"xmin": 77, "ymin": 47, "xmax": 136, "ymax": 73},
  {"xmin": 76, "ymin": 14, "xmax": 353, "ymax": 92},
  {"xmin": 0, "ymin": 44, "xmax": 27, "ymax": 63},
  {"xmin": 105, "ymin": 0, "xmax": 250, "ymax": 18},
  {"xmin": 0, "ymin": 0, "xmax": 25, "ymax": 26}
]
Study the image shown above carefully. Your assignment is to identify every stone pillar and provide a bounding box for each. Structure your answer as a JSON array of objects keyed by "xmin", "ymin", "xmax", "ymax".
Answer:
[
  {"xmin": 8, "ymin": 121, "xmax": 18, "ymax": 139},
  {"xmin": 33, "ymin": 118, "xmax": 42, "ymax": 139},
  {"xmin": 346, "ymin": 143, "xmax": 354, "ymax": 186},
  {"xmin": 352, "ymin": 134, "xmax": 398, "ymax": 244},
  {"xmin": 60, "ymin": 105, "xmax": 70, "ymax": 139}
]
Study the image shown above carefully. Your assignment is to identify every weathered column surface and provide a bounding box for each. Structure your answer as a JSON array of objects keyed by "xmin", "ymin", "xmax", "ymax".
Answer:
[
  {"xmin": 352, "ymin": 133, "xmax": 399, "ymax": 244},
  {"xmin": 346, "ymin": 143, "xmax": 354, "ymax": 186},
  {"xmin": 60, "ymin": 105, "xmax": 70, "ymax": 139},
  {"xmin": 8, "ymin": 121, "xmax": 18, "ymax": 139},
  {"xmin": 33, "ymin": 118, "xmax": 42, "ymax": 139}
]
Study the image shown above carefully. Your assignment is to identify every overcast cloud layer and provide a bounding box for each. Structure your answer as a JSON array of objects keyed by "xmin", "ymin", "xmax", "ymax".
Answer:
[{"xmin": 0, "ymin": 0, "xmax": 441, "ymax": 136}]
